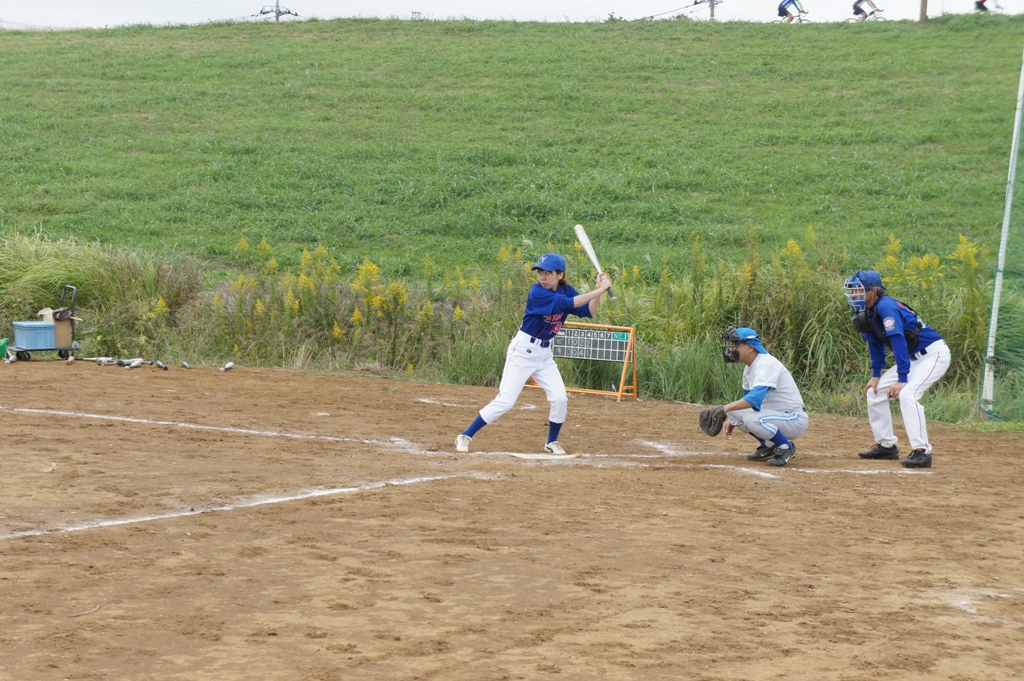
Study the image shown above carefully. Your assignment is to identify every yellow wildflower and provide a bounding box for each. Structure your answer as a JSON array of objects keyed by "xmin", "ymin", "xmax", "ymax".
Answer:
[
  {"xmin": 353, "ymin": 258, "xmax": 380, "ymax": 293},
  {"xmin": 153, "ymin": 295, "xmax": 169, "ymax": 317},
  {"xmin": 257, "ymin": 237, "xmax": 272, "ymax": 256},
  {"xmin": 299, "ymin": 273, "xmax": 315, "ymax": 296}
]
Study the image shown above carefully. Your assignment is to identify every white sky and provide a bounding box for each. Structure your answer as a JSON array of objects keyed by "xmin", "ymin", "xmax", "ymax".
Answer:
[{"xmin": 0, "ymin": 0, "xmax": 1018, "ymax": 30}]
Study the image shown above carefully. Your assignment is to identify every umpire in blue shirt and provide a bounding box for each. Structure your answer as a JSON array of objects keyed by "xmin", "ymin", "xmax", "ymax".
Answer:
[{"xmin": 844, "ymin": 270, "xmax": 951, "ymax": 468}]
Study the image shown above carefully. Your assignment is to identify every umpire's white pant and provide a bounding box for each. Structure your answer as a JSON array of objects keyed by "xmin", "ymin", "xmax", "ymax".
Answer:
[
  {"xmin": 479, "ymin": 331, "xmax": 568, "ymax": 425},
  {"xmin": 728, "ymin": 408, "xmax": 809, "ymax": 442},
  {"xmin": 866, "ymin": 339, "xmax": 950, "ymax": 454}
]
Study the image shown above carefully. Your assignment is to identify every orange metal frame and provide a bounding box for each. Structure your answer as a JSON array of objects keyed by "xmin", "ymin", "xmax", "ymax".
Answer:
[{"xmin": 526, "ymin": 322, "xmax": 638, "ymax": 402}]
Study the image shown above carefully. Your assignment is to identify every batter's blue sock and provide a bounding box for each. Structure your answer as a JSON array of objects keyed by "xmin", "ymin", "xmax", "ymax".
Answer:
[
  {"xmin": 756, "ymin": 437, "xmax": 768, "ymax": 448},
  {"xmin": 463, "ymin": 415, "xmax": 487, "ymax": 438},
  {"xmin": 769, "ymin": 431, "xmax": 793, "ymax": 449},
  {"xmin": 547, "ymin": 421, "xmax": 563, "ymax": 444}
]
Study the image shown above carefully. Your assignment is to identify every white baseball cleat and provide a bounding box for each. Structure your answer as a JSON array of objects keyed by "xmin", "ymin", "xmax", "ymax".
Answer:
[
  {"xmin": 544, "ymin": 441, "xmax": 566, "ymax": 455},
  {"xmin": 455, "ymin": 434, "xmax": 472, "ymax": 453}
]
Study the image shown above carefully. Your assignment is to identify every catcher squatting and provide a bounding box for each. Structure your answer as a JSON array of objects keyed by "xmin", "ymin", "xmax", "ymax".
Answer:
[
  {"xmin": 456, "ymin": 257, "xmax": 948, "ymax": 469},
  {"xmin": 699, "ymin": 327, "xmax": 808, "ymax": 467}
]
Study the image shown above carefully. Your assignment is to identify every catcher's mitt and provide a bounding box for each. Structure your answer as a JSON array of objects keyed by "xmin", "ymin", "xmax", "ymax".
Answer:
[{"xmin": 698, "ymin": 405, "xmax": 727, "ymax": 436}]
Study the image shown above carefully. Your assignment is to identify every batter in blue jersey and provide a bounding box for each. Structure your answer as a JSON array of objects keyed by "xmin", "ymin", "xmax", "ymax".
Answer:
[
  {"xmin": 845, "ymin": 270, "xmax": 951, "ymax": 468},
  {"xmin": 456, "ymin": 253, "xmax": 613, "ymax": 456}
]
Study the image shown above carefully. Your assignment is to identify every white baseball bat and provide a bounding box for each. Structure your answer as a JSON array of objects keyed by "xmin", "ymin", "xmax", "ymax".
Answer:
[{"xmin": 573, "ymin": 224, "xmax": 617, "ymax": 301}]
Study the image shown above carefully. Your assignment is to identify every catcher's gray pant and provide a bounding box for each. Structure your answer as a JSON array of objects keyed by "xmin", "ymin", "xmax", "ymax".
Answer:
[
  {"xmin": 479, "ymin": 331, "xmax": 568, "ymax": 425},
  {"xmin": 728, "ymin": 408, "xmax": 809, "ymax": 442}
]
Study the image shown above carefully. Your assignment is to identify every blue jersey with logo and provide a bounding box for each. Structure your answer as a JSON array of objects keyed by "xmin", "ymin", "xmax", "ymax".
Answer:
[
  {"xmin": 862, "ymin": 295, "xmax": 943, "ymax": 382},
  {"xmin": 519, "ymin": 283, "xmax": 593, "ymax": 340}
]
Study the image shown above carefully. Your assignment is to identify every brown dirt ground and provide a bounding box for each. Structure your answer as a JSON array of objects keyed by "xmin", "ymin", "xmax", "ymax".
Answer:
[{"xmin": 0, "ymin": 359, "xmax": 1022, "ymax": 680}]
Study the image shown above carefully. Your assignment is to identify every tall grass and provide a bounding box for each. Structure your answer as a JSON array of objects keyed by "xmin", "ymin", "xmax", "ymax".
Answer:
[
  {"xmin": 0, "ymin": 234, "xmax": 204, "ymax": 358},
  {"xmin": 3, "ymin": 230, "xmax": 1012, "ymax": 422}
]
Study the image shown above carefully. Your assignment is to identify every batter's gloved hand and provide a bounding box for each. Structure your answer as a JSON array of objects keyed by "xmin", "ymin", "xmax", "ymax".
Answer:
[{"xmin": 698, "ymin": 405, "xmax": 727, "ymax": 437}]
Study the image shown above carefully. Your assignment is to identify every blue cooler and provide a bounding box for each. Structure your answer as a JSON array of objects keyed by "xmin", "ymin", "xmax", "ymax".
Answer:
[{"xmin": 14, "ymin": 321, "xmax": 56, "ymax": 350}]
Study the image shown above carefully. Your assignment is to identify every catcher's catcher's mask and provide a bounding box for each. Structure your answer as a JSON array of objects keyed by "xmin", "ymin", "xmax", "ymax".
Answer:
[
  {"xmin": 721, "ymin": 327, "xmax": 742, "ymax": 363},
  {"xmin": 721, "ymin": 326, "xmax": 767, "ymax": 363},
  {"xmin": 52, "ymin": 307, "xmax": 72, "ymax": 322}
]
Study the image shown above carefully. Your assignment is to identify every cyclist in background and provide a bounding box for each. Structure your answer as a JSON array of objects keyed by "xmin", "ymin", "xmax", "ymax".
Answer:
[
  {"xmin": 975, "ymin": 0, "xmax": 1005, "ymax": 11},
  {"xmin": 854, "ymin": 0, "xmax": 880, "ymax": 20},
  {"xmin": 777, "ymin": 0, "xmax": 806, "ymax": 22}
]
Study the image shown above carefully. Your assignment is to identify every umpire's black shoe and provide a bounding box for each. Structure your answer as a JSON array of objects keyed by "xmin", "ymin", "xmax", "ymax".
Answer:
[
  {"xmin": 858, "ymin": 443, "xmax": 899, "ymax": 460},
  {"xmin": 747, "ymin": 445, "xmax": 776, "ymax": 461},
  {"xmin": 768, "ymin": 444, "xmax": 796, "ymax": 467},
  {"xmin": 901, "ymin": 448, "xmax": 932, "ymax": 468}
]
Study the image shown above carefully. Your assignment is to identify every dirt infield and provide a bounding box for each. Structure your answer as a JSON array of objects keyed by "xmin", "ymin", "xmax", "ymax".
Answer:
[{"xmin": 1, "ymin": 360, "xmax": 1021, "ymax": 680}]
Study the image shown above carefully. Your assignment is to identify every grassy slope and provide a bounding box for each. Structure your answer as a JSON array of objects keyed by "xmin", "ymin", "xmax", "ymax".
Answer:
[{"xmin": 0, "ymin": 16, "xmax": 1020, "ymax": 278}]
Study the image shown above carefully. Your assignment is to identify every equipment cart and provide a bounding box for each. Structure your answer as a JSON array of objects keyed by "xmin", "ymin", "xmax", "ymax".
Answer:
[{"xmin": 10, "ymin": 285, "xmax": 80, "ymax": 361}]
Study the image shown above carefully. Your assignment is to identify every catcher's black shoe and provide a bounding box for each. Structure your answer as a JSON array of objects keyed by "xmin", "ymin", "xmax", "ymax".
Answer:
[
  {"xmin": 901, "ymin": 448, "xmax": 932, "ymax": 468},
  {"xmin": 747, "ymin": 445, "xmax": 776, "ymax": 461},
  {"xmin": 768, "ymin": 444, "xmax": 796, "ymax": 467},
  {"xmin": 858, "ymin": 443, "xmax": 899, "ymax": 460}
]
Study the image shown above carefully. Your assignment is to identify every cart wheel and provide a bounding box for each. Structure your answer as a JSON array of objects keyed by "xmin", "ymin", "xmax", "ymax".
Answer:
[
  {"xmin": 16, "ymin": 351, "xmax": 30, "ymax": 361},
  {"xmin": 58, "ymin": 350, "xmax": 70, "ymax": 359}
]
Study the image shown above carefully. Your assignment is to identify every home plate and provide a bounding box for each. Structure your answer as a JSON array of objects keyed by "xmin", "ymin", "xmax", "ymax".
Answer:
[{"xmin": 508, "ymin": 452, "xmax": 583, "ymax": 460}]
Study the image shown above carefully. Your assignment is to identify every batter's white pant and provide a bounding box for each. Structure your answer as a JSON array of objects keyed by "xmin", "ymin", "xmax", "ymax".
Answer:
[
  {"xmin": 479, "ymin": 331, "xmax": 568, "ymax": 425},
  {"xmin": 728, "ymin": 408, "xmax": 809, "ymax": 442},
  {"xmin": 866, "ymin": 339, "xmax": 950, "ymax": 454}
]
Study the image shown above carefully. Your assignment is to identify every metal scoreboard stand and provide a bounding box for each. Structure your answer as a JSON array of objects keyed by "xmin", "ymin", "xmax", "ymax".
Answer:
[{"xmin": 528, "ymin": 322, "xmax": 638, "ymax": 401}]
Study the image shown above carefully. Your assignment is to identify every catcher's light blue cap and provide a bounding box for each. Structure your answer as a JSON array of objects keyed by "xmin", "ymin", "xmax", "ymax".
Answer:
[
  {"xmin": 531, "ymin": 253, "xmax": 566, "ymax": 272},
  {"xmin": 734, "ymin": 327, "xmax": 768, "ymax": 354}
]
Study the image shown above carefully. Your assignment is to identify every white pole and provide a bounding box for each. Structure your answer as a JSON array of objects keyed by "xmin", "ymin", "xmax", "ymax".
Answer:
[{"xmin": 981, "ymin": 44, "xmax": 1024, "ymax": 414}]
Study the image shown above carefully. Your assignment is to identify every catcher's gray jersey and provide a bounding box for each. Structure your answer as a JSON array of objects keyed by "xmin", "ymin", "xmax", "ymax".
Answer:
[{"xmin": 742, "ymin": 353, "xmax": 804, "ymax": 412}]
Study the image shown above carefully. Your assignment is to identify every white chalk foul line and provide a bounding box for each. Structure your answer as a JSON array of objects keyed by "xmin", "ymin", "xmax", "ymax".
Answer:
[
  {"xmin": 0, "ymin": 474, "xmax": 476, "ymax": 541},
  {"xmin": 417, "ymin": 397, "xmax": 535, "ymax": 410},
  {"xmin": 0, "ymin": 405, "xmax": 418, "ymax": 451}
]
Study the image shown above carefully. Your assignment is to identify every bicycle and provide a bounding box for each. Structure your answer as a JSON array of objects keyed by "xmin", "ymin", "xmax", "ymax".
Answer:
[
  {"xmin": 846, "ymin": 8, "xmax": 886, "ymax": 21},
  {"xmin": 775, "ymin": 10, "xmax": 812, "ymax": 22}
]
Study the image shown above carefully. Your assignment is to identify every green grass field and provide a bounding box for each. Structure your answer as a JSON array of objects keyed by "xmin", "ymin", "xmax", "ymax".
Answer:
[
  {"xmin": 1, "ymin": 16, "xmax": 1020, "ymax": 274},
  {"xmin": 1, "ymin": 15, "xmax": 1022, "ymax": 420}
]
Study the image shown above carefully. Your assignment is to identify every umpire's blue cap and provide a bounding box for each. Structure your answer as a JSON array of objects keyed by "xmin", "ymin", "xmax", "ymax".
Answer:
[
  {"xmin": 532, "ymin": 253, "xmax": 566, "ymax": 272},
  {"xmin": 850, "ymin": 270, "xmax": 886, "ymax": 291},
  {"xmin": 734, "ymin": 327, "xmax": 768, "ymax": 354}
]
